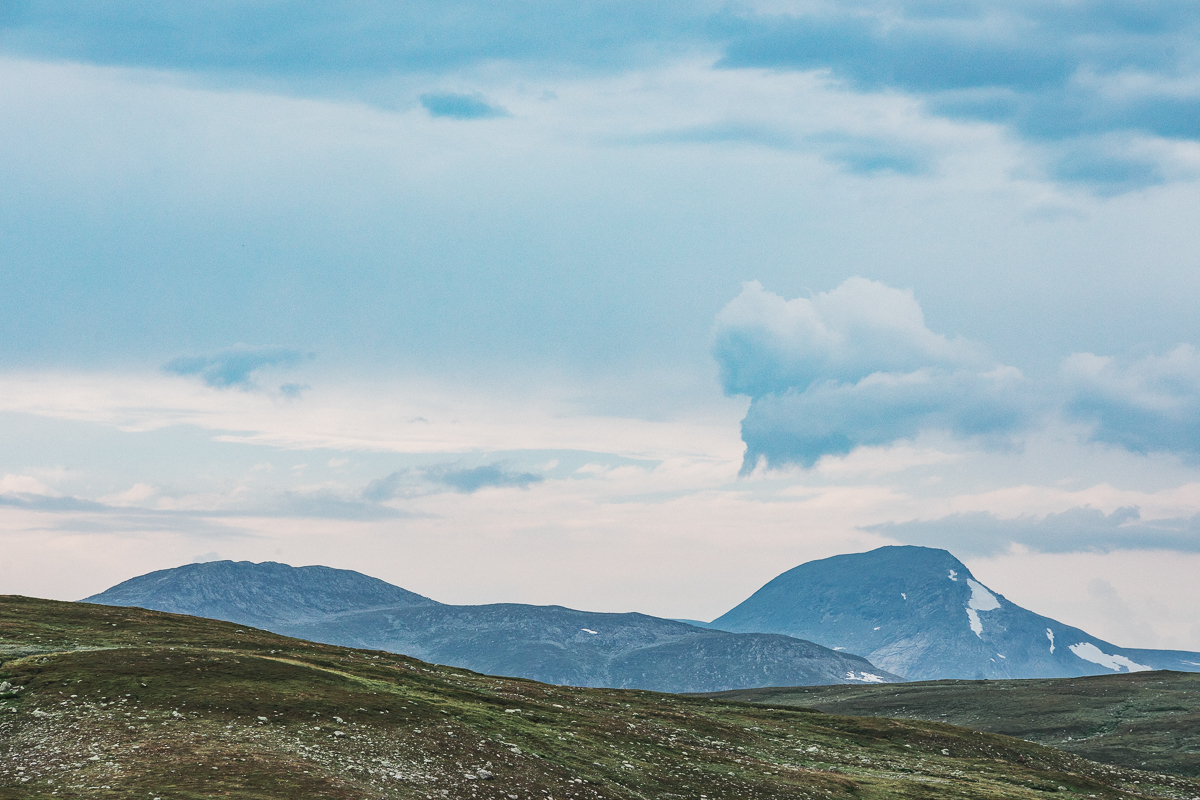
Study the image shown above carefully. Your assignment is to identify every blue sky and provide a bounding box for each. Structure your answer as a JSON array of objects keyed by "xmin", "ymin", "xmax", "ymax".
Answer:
[{"xmin": 3, "ymin": 0, "xmax": 1200, "ymax": 649}]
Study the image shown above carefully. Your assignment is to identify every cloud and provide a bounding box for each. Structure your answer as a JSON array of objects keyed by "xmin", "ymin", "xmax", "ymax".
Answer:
[
  {"xmin": 715, "ymin": 2, "xmax": 1200, "ymax": 189},
  {"xmin": 364, "ymin": 462, "xmax": 544, "ymax": 500},
  {"xmin": 162, "ymin": 344, "xmax": 308, "ymax": 390},
  {"xmin": 248, "ymin": 490, "xmax": 411, "ymax": 521},
  {"xmin": 6, "ymin": 1, "xmax": 1198, "ymax": 190},
  {"xmin": 1063, "ymin": 344, "xmax": 1200, "ymax": 460},
  {"xmin": 0, "ymin": 1, "xmax": 710, "ymax": 78},
  {"xmin": 420, "ymin": 92, "xmax": 508, "ymax": 119},
  {"xmin": 0, "ymin": 491, "xmax": 108, "ymax": 513},
  {"xmin": 806, "ymin": 133, "xmax": 931, "ymax": 176},
  {"xmin": 2, "ymin": 483, "xmax": 404, "ymax": 525},
  {"xmin": 713, "ymin": 278, "xmax": 1033, "ymax": 470},
  {"xmin": 869, "ymin": 506, "xmax": 1200, "ymax": 556},
  {"xmin": 739, "ymin": 366, "xmax": 1031, "ymax": 470},
  {"xmin": 717, "ymin": 3, "xmax": 1200, "ymax": 139},
  {"xmin": 714, "ymin": 278, "xmax": 983, "ymax": 397},
  {"xmin": 435, "ymin": 464, "xmax": 543, "ymax": 492}
]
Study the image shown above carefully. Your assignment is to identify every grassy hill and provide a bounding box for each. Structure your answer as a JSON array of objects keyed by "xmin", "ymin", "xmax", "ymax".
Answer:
[
  {"xmin": 708, "ymin": 673, "xmax": 1200, "ymax": 778},
  {"xmin": 2, "ymin": 596, "xmax": 1199, "ymax": 800}
]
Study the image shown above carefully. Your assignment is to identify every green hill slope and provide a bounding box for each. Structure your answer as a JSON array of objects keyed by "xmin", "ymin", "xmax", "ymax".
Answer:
[
  {"xmin": 2, "ymin": 596, "xmax": 1198, "ymax": 800},
  {"xmin": 707, "ymin": 673, "xmax": 1200, "ymax": 778}
]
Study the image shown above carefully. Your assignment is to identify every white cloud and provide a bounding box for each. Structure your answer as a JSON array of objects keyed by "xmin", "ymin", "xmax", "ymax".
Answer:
[
  {"xmin": 714, "ymin": 279, "xmax": 1035, "ymax": 469},
  {"xmin": 1064, "ymin": 344, "xmax": 1200, "ymax": 460}
]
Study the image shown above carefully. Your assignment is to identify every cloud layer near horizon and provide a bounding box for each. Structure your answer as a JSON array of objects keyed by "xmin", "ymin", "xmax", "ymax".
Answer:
[{"xmin": 870, "ymin": 506, "xmax": 1200, "ymax": 556}]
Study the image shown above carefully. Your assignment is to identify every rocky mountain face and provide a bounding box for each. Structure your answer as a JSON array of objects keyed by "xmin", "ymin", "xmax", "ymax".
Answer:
[
  {"xmin": 712, "ymin": 545, "xmax": 1200, "ymax": 681},
  {"xmin": 84, "ymin": 561, "xmax": 900, "ymax": 692}
]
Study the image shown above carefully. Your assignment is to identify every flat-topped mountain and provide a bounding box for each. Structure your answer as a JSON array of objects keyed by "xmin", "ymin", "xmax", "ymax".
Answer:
[
  {"xmin": 84, "ymin": 560, "xmax": 900, "ymax": 692},
  {"xmin": 713, "ymin": 545, "xmax": 1200, "ymax": 681},
  {"xmin": 86, "ymin": 560, "xmax": 438, "ymax": 628}
]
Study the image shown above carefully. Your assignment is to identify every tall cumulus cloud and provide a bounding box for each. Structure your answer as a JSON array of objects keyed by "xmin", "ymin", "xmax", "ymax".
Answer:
[{"xmin": 713, "ymin": 278, "xmax": 1034, "ymax": 471}]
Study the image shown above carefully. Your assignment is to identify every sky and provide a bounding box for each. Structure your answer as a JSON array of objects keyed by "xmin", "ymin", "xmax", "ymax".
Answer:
[{"xmin": 2, "ymin": 0, "xmax": 1200, "ymax": 651}]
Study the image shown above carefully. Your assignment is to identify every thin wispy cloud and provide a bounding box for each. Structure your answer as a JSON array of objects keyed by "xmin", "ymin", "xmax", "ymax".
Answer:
[
  {"xmin": 162, "ymin": 345, "xmax": 309, "ymax": 390},
  {"xmin": 364, "ymin": 462, "xmax": 545, "ymax": 501},
  {"xmin": 420, "ymin": 92, "xmax": 508, "ymax": 120}
]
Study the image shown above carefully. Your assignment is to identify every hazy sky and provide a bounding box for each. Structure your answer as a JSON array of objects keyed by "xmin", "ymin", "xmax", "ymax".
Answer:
[{"xmin": 3, "ymin": 1, "xmax": 1200, "ymax": 650}]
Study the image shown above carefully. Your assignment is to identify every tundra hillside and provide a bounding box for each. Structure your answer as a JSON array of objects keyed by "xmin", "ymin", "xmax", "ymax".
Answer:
[{"xmin": 3, "ymin": 596, "xmax": 1200, "ymax": 800}]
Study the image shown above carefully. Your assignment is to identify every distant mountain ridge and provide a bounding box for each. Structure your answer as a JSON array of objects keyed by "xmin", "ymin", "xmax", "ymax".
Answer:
[
  {"xmin": 713, "ymin": 545, "xmax": 1200, "ymax": 681},
  {"xmin": 88, "ymin": 560, "xmax": 437, "ymax": 627},
  {"xmin": 83, "ymin": 561, "xmax": 900, "ymax": 693}
]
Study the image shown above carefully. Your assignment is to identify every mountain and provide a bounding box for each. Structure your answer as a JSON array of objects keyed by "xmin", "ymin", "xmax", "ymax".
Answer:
[
  {"xmin": 8, "ymin": 595, "xmax": 1192, "ymax": 800},
  {"xmin": 274, "ymin": 603, "xmax": 899, "ymax": 692},
  {"xmin": 83, "ymin": 560, "xmax": 901, "ymax": 692},
  {"xmin": 713, "ymin": 545, "xmax": 1200, "ymax": 681},
  {"xmin": 86, "ymin": 560, "xmax": 438, "ymax": 628}
]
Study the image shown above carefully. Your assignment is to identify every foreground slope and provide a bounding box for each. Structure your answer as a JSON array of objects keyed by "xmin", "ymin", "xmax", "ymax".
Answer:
[
  {"xmin": 85, "ymin": 561, "xmax": 900, "ymax": 691},
  {"xmin": 713, "ymin": 545, "xmax": 1200, "ymax": 680},
  {"xmin": 709, "ymin": 671, "xmax": 1200, "ymax": 778},
  {"xmin": 3, "ymin": 596, "xmax": 1199, "ymax": 800}
]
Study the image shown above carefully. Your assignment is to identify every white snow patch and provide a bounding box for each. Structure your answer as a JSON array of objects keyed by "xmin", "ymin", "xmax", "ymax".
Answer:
[
  {"xmin": 832, "ymin": 646, "xmax": 846, "ymax": 651},
  {"xmin": 963, "ymin": 578, "xmax": 1000, "ymax": 638},
  {"xmin": 948, "ymin": 569, "xmax": 958, "ymax": 581},
  {"xmin": 1068, "ymin": 642, "xmax": 1152, "ymax": 673},
  {"xmin": 1046, "ymin": 629, "xmax": 1055, "ymax": 654},
  {"xmin": 581, "ymin": 629, "xmax": 598, "ymax": 635},
  {"xmin": 900, "ymin": 593, "xmax": 907, "ymax": 600},
  {"xmin": 1184, "ymin": 661, "xmax": 1200, "ymax": 666},
  {"xmin": 846, "ymin": 672, "xmax": 888, "ymax": 683},
  {"xmin": 873, "ymin": 626, "xmax": 881, "ymax": 630},
  {"xmin": 997, "ymin": 654, "xmax": 1006, "ymax": 659},
  {"xmin": 966, "ymin": 608, "xmax": 983, "ymax": 637},
  {"xmin": 966, "ymin": 579, "xmax": 1000, "ymax": 611}
]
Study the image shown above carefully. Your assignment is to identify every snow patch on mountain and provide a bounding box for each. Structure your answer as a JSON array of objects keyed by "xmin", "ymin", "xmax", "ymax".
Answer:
[
  {"xmin": 1046, "ymin": 628, "xmax": 1055, "ymax": 654},
  {"xmin": 1069, "ymin": 642, "xmax": 1151, "ymax": 673},
  {"xmin": 966, "ymin": 579, "xmax": 1000, "ymax": 611},
  {"xmin": 947, "ymin": 569, "xmax": 958, "ymax": 581},
  {"xmin": 964, "ymin": 578, "xmax": 1000, "ymax": 638}
]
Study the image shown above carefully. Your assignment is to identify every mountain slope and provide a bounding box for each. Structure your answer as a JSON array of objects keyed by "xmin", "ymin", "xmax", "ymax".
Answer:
[
  {"xmin": 277, "ymin": 603, "xmax": 898, "ymax": 692},
  {"xmin": 5, "ymin": 595, "xmax": 1197, "ymax": 800},
  {"xmin": 84, "ymin": 560, "xmax": 438, "ymax": 628},
  {"xmin": 85, "ymin": 561, "xmax": 901, "ymax": 692},
  {"xmin": 713, "ymin": 545, "xmax": 1200, "ymax": 680},
  {"xmin": 708, "ymin": 671, "xmax": 1200, "ymax": 777}
]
